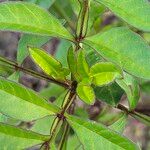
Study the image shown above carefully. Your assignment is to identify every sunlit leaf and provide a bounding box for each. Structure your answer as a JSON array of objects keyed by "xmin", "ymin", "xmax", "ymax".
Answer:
[
  {"xmin": 77, "ymin": 81, "xmax": 95, "ymax": 105},
  {"xmin": 77, "ymin": 50, "xmax": 90, "ymax": 79},
  {"xmin": 0, "ymin": 2, "xmax": 73, "ymax": 40},
  {"xmin": 90, "ymin": 62, "xmax": 122, "ymax": 86},
  {"xmin": 29, "ymin": 47, "xmax": 70, "ymax": 80},
  {"xmin": 84, "ymin": 27, "xmax": 150, "ymax": 79}
]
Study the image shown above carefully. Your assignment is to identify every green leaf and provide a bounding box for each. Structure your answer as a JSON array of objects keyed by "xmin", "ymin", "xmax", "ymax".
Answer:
[
  {"xmin": 130, "ymin": 112, "xmax": 150, "ymax": 126},
  {"xmin": 84, "ymin": 27, "xmax": 150, "ymax": 79},
  {"xmin": 0, "ymin": 122, "xmax": 48, "ymax": 149},
  {"xmin": 116, "ymin": 73, "xmax": 140, "ymax": 110},
  {"xmin": 77, "ymin": 81, "xmax": 95, "ymax": 104},
  {"xmin": 67, "ymin": 115, "xmax": 140, "ymax": 150},
  {"xmin": 109, "ymin": 113, "xmax": 127, "ymax": 133},
  {"xmin": 0, "ymin": 77, "xmax": 60, "ymax": 121},
  {"xmin": 87, "ymin": 1, "xmax": 104, "ymax": 34},
  {"xmin": 90, "ymin": 62, "xmax": 122, "ymax": 86},
  {"xmin": 94, "ymin": 82, "xmax": 124, "ymax": 106},
  {"xmin": 0, "ymin": 2, "xmax": 73, "ymax": 41},
  {"xmin": 67, "ymin": 46, "xmax": 80, "ymax": 81},
  {"xmin": 29, "ymin": 47, "xmax": 69, "ymax": 80},
  {"xmin": 77, "ymin": 50, "xmax": 90, "ymax": 79},
  {"xmin": 97, "ymin": 0, "xmax": 150, "ymax": 32}
]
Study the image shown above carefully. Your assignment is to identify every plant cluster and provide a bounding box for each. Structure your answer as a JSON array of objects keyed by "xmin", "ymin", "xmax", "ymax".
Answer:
[{"xmin": 0, "ymin": 0, "xmax": 150, "ymax": 149}]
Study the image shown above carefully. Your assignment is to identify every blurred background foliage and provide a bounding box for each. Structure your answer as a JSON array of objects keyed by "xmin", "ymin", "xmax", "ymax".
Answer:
[{"xmin": 0, "ymin": 0, "xmax": 150, "ymax": 149}]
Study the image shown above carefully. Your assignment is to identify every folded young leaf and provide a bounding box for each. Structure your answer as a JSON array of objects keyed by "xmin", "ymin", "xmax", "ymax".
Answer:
[
  {"xmin": 77, "ymin": 50, "xmax": 90, "ymax": 80},
  {"xmin": 109, "ymin": 113, "xmax": 127, "ymax": 133},
  {"xmin": 29, "ymin": 47, "xmax": 70, "ymax": 80},
  {"xmin": 67, "ymin": 46, "xmax": 80, "ymax": 81},
  {"xmin": 90, "ymin": 62, "xmax": 122, "ymax": 86},
  {"xmin": 97, "ymin": 0, "xmax": 150, "ymax": 32},
  {"xmin": 67, "ymin": 115, "xmax": 140, "ymax": 150},
  {"xmin": 116, "ymin": 73, "xmax": 140, "ymax": 110},
  {"xmin": 0, "ymin": 2, "xmax": 73, "ymax": 41},
  {"xmin": 0, "ymin": 77, "xmax": 60, "ymax": 121},
  {"xmin": 77, "ymin": 81, "xmax": 95, "ymax": 105},
  {"xmin": 0, "ymin": 122, "xmax": 48, "ymax": 149},
  {"xmin": 84, "ymin": 27, "xmax": 150, "ymax": 79}
]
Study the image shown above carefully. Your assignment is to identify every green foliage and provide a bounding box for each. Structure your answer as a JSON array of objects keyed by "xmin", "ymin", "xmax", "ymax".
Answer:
[
  {"xmin": 98, "ymin": 0, "xmax": 150, "ymax": 32},
  {"xmin": 0, "ymin": 77, "xmax": 60, "ymax": 121},
  {"xmin": 0, "ymin": 0, "xmax": 149, "ymax": 149},
  {"xmin": 67, "ymin": 115, "xmax": 139, "ymax": 150},
  {"xmin": 0, "ymin": 122, "xmax": 48, "ymax": 149},
  {"xmin": 109, "ymin": 113, "xmax": 127, "ymax": 133},
  {"xmin": 67, "ymin": 46, "xmax": 79, "ymax": 80},
  {"xmin": 17, "ymin": 34, "xmax": 50, "ymax": 65},
  {"xmin": 116, "ymin": 73, "xmax": 140, "ymax": 110},
  {"xmin": 94, "ymin": 83, "xmax": 124, "ymax": 106},
  {"xmin": 29, "ymin": 47, "xmax": 70, "ymax": 80},
  {"xmin": 85, "ymin": 27, "xmax": 150, "ymax": 79},
  {"xmin": 77, "ymin": 50, "xmax": 90, "ymax": 80},
  {"xmin": 90, "ymin": 62, "xmax": 122, "ymax": 86},
  {"xmin": 77, "ymin": 80, "xmax": 95, "ymax": 104},
  {"xmin": 0, "ymin": 2, "xmax": 73, "ymax": 40}
]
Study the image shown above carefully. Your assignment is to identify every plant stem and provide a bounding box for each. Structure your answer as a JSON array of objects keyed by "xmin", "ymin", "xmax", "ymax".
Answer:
[
  {"xmin": 58, "ymin": 122, "xmax": 70, "ymax": 150},
  {"xmin": 47, "ymin": 82, "xmax": 76, "ymax": 149},
  {"xmin": 42, "ymin": 1, "xmax": 90, "ymax": 149},
  {"xmin": 76, "ymin": 0, "xmax": 89, "ymax": 41},
  {"xmin": 117, "ymin": 104, "xmax": 150, "ymax": 122},
  {"xmin": 0, "ymin": 55, "xmax": 71, "ymax": 89}
]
